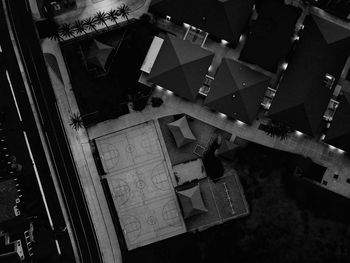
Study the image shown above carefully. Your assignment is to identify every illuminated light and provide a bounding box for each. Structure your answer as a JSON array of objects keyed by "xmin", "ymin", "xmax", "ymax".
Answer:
[
  {"xmin": 183, "ymin": 23, "xmax": 190, "ymax": 28},
  {"xmin": 221, "ymin": 39, "xmax": 228, "ymax": 45},
  {"xmin": 337, "ymin": 148, "xmax": 345, "ymax": 154},
  {"xmin": 320, "ymin": 134, "xmax": 326, "ymax": 140},
  {"xmin": 293, "ymin": 35, "xmax": 300, "ymax": 41},
  {"xmin": 239, "ymin": 35, "xmax": 245, "ymax": 43},
  {"xmin": 325, "ymin": 74, "xmax": 333, "ymax": 80},
  {"xmin": 299, "ymin": 24, "xmax": 304, "ymax": 30},
  {"xmin": 328, "ymin": 144, "xmax": 336, "ymax": 150},
  {"xmin": 219, "ymin": 112, "xmax": 227, "ymax": 118},
  {"xmin": 208, "ymin": 65, "xmax": 213, "ymax": 72},
  {"xmin": 252, "ymin": 4, "xmax": 256, "ymax": 11},
  {"xmin": 166, "ymin": 90, "xmax": 173, "ymax": 95},
  {"xmin": 156, "ymin": 85, "xmax": 163, "ymax": 91},
  {"xmin": 236, "ymin": 120, "xmax": 245, "ymax": 126},
  {"xmin": 191, "ymin": 26, "xmax": 196, "ymax": 30},
  {"xmin": 166, "ymin": 15, "xmax": 171, "ymax": 20},
  {"xmin": 295, "ymin": 130, "xmax": 303, "ymax": 137},
  {"xmin": 281, "ymin": 62, "xmax": 288, "ymax": 71}
]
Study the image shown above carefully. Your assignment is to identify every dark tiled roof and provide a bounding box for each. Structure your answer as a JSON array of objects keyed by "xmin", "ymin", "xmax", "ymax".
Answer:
[
  {"xmin": 148, "ymin": 34, "xmax": 214, "ymax": 101},
  {"xmin": 268, "ymin": 14, "xmax": 350, "ymax": 136},
  {"xmin": 325, "ymin": 89, "xmax": 350, "ymax": 152},
  {"xmin": 205, "ymin": 58, "xmax": 270, "ymax": 124},
  {"xmin": 239, "ymin": 0, "xmax": 301, "ymax": 72},
  {"xmin": 149, "ymin": 0, "xmax": 254, "ymax": 46}
]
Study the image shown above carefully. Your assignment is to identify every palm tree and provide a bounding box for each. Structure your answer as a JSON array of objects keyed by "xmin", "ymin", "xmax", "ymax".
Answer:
[
  {"xmin": 117, "ymin": 4, "xmax": 131, "ymax": 22},
  {"xmin": 83, "ymin": 17, "xmax": 98, "ymax": 33},
  {"xmin": 73, "ymin": 20, "xmax": 89, "ymax": 36},
  {"xmin": 69, "ymin": 113, "xmax": 84, "ymax": 131},
  {"xmin": 106, "ymin": 9, "xmax": 120, "ymax": 26},
  {"xmin": 94, "ymin": 11, "xmax": 109, "ymax": 30},
  {"xmin": 49, "ymin": 27, "xmax": 63, "ymax": 41},
  {"xmin": 59, "ymin": 23, "xmax": 76, "ymax": 40}
]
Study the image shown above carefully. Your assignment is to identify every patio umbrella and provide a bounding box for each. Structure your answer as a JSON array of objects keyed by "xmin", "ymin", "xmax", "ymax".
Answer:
[
  {"xmin": 177, "ymin": 185, "xmax": 207, "ymax": 219},
  {"xmin": 168, "ymin": 116, "xmax": 196, "ymax": 148},
  {"xmin": 148, "ymin": 34, "xmax": 214, "ymax": 101},
  {"xmin": 86, "ymin": 39, "xmax": 114, "ymax": 70},
  {"xmin": 205, "ymin": 58, "xmax": 270, "ymax": 124}
]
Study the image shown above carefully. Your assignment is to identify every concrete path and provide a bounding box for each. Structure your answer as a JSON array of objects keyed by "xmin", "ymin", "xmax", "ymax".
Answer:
[{"xmin": 88, "ymin": 87, "xmax": 350, "ymax": 199}]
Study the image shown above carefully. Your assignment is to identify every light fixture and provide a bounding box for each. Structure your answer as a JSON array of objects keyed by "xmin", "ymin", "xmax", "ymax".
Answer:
[
  {"xmin": 166, "ymin": 15, "xmax": 171, "ymax": 21},
  {"xmin": 337, "ymin": 148, "xmax": 345, "ymax": 154},
  {"xmin": 328, "ymin": 144, "xmax": 336, "ymax": 150},
  {"xmin": 281, "ymin": 62, "xmax": 288, "ymax": 71},
  {"xmin": 239, "ymin": 35, "xmax": 245, "ymax": 43},
  {"xmin": 295, "ymin": 130, "xmax": 303, "ymax": 137},
  {"xmin": 166, "ymin": 90, "xmax": 173, "ymax": 95},
  {"xmin": 219, "ymin": 112, "xmax": 227, "ymax": 118},
  {"xmin": 236, "ymin": 120, "xmax": 244, "ymax": 126},
  {"xmin": 221, "ymin": 39, "xmax": 228, "ymax": 45},
  {"xmin": 183, "ymin": 23, "xmax": 190, "ymax": 28},
  {"xmin": 156, "ymin": 85, "xmax": 163, "ymax": 91}
]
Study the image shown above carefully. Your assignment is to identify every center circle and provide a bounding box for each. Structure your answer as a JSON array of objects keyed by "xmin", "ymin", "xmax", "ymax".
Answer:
[
  {"xmin": 126, "ymin": 144, "xmax": 135, "ymax": 153},
  {"xmin": 135, "ymin": 180, "xmax": 145, "ymax": 189},
  {"xmin": 147, "ymin": 216, "xmax": 157, "ymax": 225}
]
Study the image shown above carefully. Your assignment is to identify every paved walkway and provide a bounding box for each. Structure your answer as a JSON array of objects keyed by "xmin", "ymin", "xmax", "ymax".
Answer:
[
  {"xmin": 88, "ymin": 88, "xmax": 350, "ymax": 198},
  {"xmin": 42, "ymin": 38, "xmax": 122, "ymax": 263}
]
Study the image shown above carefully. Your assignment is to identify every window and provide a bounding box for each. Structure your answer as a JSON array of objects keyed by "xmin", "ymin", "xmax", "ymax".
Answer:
[
  {"xmin": 346, "ymin": 178, "xmax": 350, "ymax": 184},
  {"xmin": 322, "ymin": 180, "xmax": 328, "ymax": 185},
  {"xmin": 333, "ymin": 174, "xmax": 339, "ymax": 179}
]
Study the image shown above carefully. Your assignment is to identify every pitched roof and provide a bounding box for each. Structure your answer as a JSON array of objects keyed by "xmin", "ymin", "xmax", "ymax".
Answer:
[
  {"xmin": 204, "ymin": 59, "xmax": 270, "ymax": 124},
  {"xmin": 325, "ymin": 89, "xmax": 350, "ymax": 152},
  {"xmin": 177, "ymin": 184, "xmax": 207, "ymax": 219},
  {"xmin": 239, "ymin": 1, "xmax": 302, "ymax": 72},
  {"xmin": 149, "ymin": 0, "xmax": 254, "ymax": 46},
  {"xmin": 268, "ymin": 14, "xmax": 350, "ymax": 136},
  {"xmin": 168, "ymin": 116, "xmax": 196, "ymax": 148},
  {"xmin": 148, "ymin": 34, "xmax": 214, "ymax": 101}
]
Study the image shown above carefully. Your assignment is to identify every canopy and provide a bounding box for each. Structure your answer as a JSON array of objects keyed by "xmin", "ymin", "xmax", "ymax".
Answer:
[
  {"xmin": 168, "ymin": 116, "xmax": 196, "ymax": 148},
  {"xmin": 149, "ymin": 0, "xmax": 254, "ymax": 46},
  {"xmin": 268, "ymin": 14, "xmax": 350, "ymax": 136},
  {"xmin": 177, "ymin": 185, "xmax": 207, "ymax": 219},
  {"xmin": 148, "ymin": 34, "xmax": 214, "ymax": 101},
  {"xmin": 86, "ymin": 39, "xmax": 114, "ymax": 70},
  {"xmin": 325, "ymin": 88, "xmax": 350, "ymax": 152},
  {"xmin": 205, "ymin": 58, "xmax": 270, "ymax": 124}
]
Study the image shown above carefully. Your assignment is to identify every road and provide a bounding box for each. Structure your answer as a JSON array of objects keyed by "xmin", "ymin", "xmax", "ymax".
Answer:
[{"xmin": 0, "ymin": 0, "xmax": 103, "ymax": 262}]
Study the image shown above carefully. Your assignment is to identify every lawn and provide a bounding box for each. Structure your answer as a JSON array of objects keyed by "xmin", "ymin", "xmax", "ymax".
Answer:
[{"xmin": 122, "ymin": 140, "xmax": 350, "ymax": 263}]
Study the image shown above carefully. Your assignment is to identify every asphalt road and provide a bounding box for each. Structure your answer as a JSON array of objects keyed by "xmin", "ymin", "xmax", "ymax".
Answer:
[{"xmin": 1, "ymin": 0, "xmax": 103, "ymax": 262}]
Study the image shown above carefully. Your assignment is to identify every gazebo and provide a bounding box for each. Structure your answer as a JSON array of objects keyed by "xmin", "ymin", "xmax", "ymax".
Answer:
[
  {"xmin": 167, "ymin": 116, "xmax": 196, "ymax": 148},
  {"xmin": 86, "ymin": 39, "xmax": 114, "ymax": 70},
  {"xmin": 148, "ymin": 34, "xmax": 214, "ymax": 101},
  {"xmin": 204, "ymin": 58, "xmax": 270, "ymax": 124},
  {"xmin": 177, "ymin": 184, "xmax": 207, "ymax": 219}
]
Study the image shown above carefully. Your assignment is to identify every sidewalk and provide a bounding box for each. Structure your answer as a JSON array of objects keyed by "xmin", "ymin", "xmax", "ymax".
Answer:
[
  {"xmin": 88, "ymin": 87, "xmax": 350, "ymax": 199},
  {"xmin": 42, "ymin": 38, "xmax": 122, "ymax": 263}
]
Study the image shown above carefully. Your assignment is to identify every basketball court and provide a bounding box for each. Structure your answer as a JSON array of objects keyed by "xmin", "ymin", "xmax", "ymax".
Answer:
[{"xmin": 95, "ymin": 121, "xmax": 186, "ymax": 250}]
